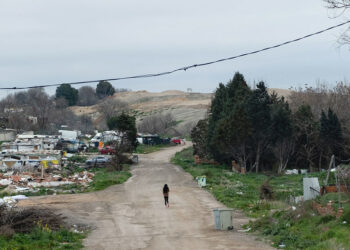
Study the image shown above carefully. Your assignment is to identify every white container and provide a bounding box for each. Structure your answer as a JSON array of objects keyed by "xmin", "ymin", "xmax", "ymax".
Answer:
[
  {"xmin": 213, "ymin": 208, "xmax": 233, "ymax": 230},
  {"xmin": 197, "ymin": 176, "xmax": 206, "ymax": 187}
]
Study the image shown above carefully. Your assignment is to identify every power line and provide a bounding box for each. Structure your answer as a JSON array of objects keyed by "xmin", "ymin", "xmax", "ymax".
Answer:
[{"xmin": 1, "ymin": 20, "xmax": 350, "ymax": 90}]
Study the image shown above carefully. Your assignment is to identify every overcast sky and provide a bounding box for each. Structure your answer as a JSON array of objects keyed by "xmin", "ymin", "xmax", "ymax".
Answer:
[{"xmin": 0, "ymin": 0, "xmax": 349, "ymax": 97}]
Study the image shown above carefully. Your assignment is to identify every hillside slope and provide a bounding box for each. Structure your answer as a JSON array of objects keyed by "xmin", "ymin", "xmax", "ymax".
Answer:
[{"xmin": 70, "ymin": 88, "xmax": 291, "ymax": 132}]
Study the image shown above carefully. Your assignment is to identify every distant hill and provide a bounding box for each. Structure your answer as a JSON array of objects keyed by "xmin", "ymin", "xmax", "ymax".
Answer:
[{"xmin": 70, "ymin": 88, "xmax": 291, "ymax": 131}]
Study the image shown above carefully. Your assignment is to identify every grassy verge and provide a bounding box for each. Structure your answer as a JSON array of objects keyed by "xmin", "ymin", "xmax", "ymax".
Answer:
[
  {"xmin": 250, "ymin": 203, "xmax": 350, "ymax": 249},
  {"xmin": 172, "ymin": 147, "xmax": 350, "ymax": 249},
  {"xmin": 171, "ymin": 147, "xmax": 311, "ymax": 217},
  {"xmin": 0, "ymin": 227, "xmax": 85, "ymax": 250},
  {"xmin": 87, "ymin": 167, "xmax": 131, "ymax": 191},
  {"xmin": 135, "ymin": 144, "xmax": 174, "ymax": 154}
]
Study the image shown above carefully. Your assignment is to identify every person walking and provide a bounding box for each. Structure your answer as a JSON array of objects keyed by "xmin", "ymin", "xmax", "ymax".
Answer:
[{"xmin": 163, "ymin": 184, "xmax": 170, "ymax": 207}]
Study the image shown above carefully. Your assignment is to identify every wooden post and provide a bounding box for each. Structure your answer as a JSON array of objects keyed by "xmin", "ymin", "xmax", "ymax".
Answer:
[
  {"xmin": 336, "ymin": 166, "xmax": 342, "ymax": 209},
  {"xmin": 324, "ymin": 155, "xmax": 335, "ymax": 186},
  {"xmin": 41, "ymin": 163, "xmax": 44, "ymax": 179}
]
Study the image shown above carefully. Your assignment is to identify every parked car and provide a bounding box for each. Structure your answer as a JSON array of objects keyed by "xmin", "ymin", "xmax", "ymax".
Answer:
[
  {"xmin": 99, "ymin": 146, "xmax": 116, "ymax": 155},
  {"xmin": 85, "ymin": 156, "xmax": 110, "ymax": 166},
  {"xmin": 171, "ymin": 137, "xmax": 182, "ymax": 144}
]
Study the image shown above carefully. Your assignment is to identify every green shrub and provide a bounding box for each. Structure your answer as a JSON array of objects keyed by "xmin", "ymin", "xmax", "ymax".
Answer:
[
  {"xmin": 0, "ymin": 227, "xmax": 85, "ymax": 249},
  {"xmin": 317, "ymin": 215, "xmax": 336, "ymax": 225},
  {"xmin": 68, "ymin": 155, "xmax": 87, "ymax": 163},
  {"xmin": 341, "ymin": 209, "xmax": 350, "ymax": 224}
]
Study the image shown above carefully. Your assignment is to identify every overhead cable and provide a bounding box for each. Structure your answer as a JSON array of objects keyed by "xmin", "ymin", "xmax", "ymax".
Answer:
[{"xmin": 1, "ymin": 20, "xmax": 349, "ymax": 90}]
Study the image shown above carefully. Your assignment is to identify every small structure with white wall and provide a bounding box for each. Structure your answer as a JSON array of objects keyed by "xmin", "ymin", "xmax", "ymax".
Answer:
[{"xmin": 303, "ymin": 177, "xmax": 320, "ymax": 201}]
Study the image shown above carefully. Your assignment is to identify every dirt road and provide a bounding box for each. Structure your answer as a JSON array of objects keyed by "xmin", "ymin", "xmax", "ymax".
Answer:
[{"xmin": 20, "ymin": 145, "xmax": 273, "ymax": 250}]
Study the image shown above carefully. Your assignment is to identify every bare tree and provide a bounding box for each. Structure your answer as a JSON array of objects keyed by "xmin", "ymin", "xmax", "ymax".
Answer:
[
  {"xmin": 137, "ymin": 113, "xmax": 175, "ymax": 134},
  {"xmin": 325, "ymin": 0, "xmax": 350, "ymax": 9},
  {"xmin": 27, "ymin": 88, "xmax": 53, "ymax": 131},
  {"xmin": 274, "ymin": 138, "xmax": 295, "ymax": 174},
  {"xmin": 176, "ymin": 121, "xmax": 196, "ymax": 137},
  {"xmin": 97, "ymin": 98, "xmax": 128, "ymax": 121},
  {"xmin": 78, "ymin": 86, "xmax": 98, "ymax": 106},
  {"xmin": 54, "ymin": 97, "xmax": 68, "ymax": 109},
  {"xmin": 289, "ymin": 82, "xmax": 350, "ymax": 135},
  {"xmin": 110, "ymin": 132, "xmax": 131, "ymax": 171},
  {"xmin": 7, "ymin": 113, "xmax": 31, "ymax": 131},
  {"xmin": 324, "ymin": 0, "xmax": 350, "ymax": 44},
  {"xmin": 76, "ymin": 115, "xmax": 95, "ymax": 134},
  {"xmin": 293, "ymin": 106, "xmax": 319, "ymax": 172}
]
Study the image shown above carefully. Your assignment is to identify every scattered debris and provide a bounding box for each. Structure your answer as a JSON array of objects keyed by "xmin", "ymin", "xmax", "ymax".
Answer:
[
  {"xmin": 237, "ymin": 227, "xmax": 251, "ymax": 232},
  {"xmin": 0, "ymin": 195, "xmax": 28, "ymax": 208},
  {"xmin": 285, "ymin": 169, "xmax": 307, "ymax": 175},
  {"xmin": 0, "ymin": 171, "xmax": 95, "ymax": 195},
  {"xmin": 285, "ymin": 169, "xmax": 298, "ymax": 175},
  {"xmin": 312, "ymin": 200, "xmax": 344, "ymax": 218},
  {"xmin": 0, "ymin": 179, "xmax": 12, "ymax": 186}
]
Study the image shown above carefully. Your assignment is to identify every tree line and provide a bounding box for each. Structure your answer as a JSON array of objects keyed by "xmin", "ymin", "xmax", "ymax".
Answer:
[
  {"xmin": 0, "ymin": 81, "xmax": 131, "ymax": 133},
  {"xmin": 0, "ymin": 88, "xmax": 95, "ymax": 133},
  {"xmin": 56, "ymin": 80, "xmax": 130, "ymax": 107},
  {"xmin": 191, "ymin": 72, "xmax": 348, "ymax": 173}
]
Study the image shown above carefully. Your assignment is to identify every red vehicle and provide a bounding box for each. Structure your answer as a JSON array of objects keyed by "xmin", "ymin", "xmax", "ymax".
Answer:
[
  {"xmin": 171, "ymin": 138, "xmax": 182, "ymax": 145},
  {"xmin": 99, "ymin": 146, "xmax": 116, "ymax": 155}
]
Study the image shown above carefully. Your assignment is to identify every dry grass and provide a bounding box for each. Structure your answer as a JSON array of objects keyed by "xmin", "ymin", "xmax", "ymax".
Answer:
[{"xmin": 70, "ymin": 89, "xmax": 291, "ymax": 132}]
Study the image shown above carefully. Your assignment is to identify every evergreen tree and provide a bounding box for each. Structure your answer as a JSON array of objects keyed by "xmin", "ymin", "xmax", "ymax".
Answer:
[
  {"xmin": 319, "ymin": 108, "xmax": 343, "ymax": 157},
  {"xmin": 225, "ymin": 72, "xmax": 251, "ymax": 114},
  {"xmin": 207, "ymin": 83, "xmax": 228, "ymax": 162},
  {"xmin": 271, "ymin": 97, "xmax": 294, "ymax": 173},
  {"xmin": 191, "ymin": 119, "xmax": 209, "ymax": 158},
  {"xmin": 246, "ymin": 81, "xmax": 272, "ymax": 172},
  {"xmin": 213, "ymin": 108, "xmax": 252, "ymax": 169},
  {"xmin": 294, "ymin": 105, "xmax": 318, "ymax": 172},
  {"xmin": 96, "ymin": 81, "xmax": 115, "ymax": 99},
  {"xmin": 207, "ymin": 72, "xmax": 251, "ymax": 163},
  {"xmin": 107, "ymin": 113, "xmax": 137, "ymax": 151},
  {"xmin": 55, "ymin": 84, "xmax": 78, "ymax": 106}
]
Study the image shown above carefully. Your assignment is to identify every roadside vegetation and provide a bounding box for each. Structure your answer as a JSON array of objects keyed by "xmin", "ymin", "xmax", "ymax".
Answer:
[
  {"xmin": 135, "ymin": 144, "xmax": 175, "ymax": 154},
  {"xmin": 0, "ymin": 206, "xmax": 86, "ymax": 249},
  {"xmin": 88, "ymin": 167, "xmax": 131, "ymax": 191},
  {"xmin": 173, "ymin": 147, "xmax": 350, "ymax": 249},
  {"xmin": 187, "ymin": 72, "xmax": 350, "ymax": 248},
  {"xmin": 0, "ymin": 227, "xmax": 85, "ymax": 250}
]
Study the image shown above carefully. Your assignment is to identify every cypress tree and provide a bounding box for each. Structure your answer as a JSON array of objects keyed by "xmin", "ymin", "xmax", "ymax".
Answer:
[
  {"xmin": 320, "ymin": 108, "xmax": 343, "ymax": 156},
  {"xmin": 207, "ymin": 72, "xmax": 252, "ymax": 163},
  {"xmin": 245, "ymin": 81, "xmax": 271, "ymax": 172}
]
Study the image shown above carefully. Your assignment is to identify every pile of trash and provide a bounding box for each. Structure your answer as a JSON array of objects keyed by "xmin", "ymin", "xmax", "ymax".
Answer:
[
  {"xmin": 0, "ymin": 171, "xmax": 95, "ymax": 195},
  {"xmin": 0, "ymin": 195, "xmax": 28, "ymax": 208}
]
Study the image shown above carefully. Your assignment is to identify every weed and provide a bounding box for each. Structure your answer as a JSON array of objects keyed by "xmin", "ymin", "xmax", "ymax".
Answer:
[
  {"xmin": 88, "ymin": 168, "xmax": 131, "ymax": 191},
  {"xmin": 341, "ymin": 209, "xmax": 350, "ymax": 224},
  {"xmin": 0, "ymin": 227, "xmax": 85, "ymax": 249},
  {"xmin": 135, "ymin": 144, "xmax": 174, "ymax": 154},
  {"xmin": 68, "ymin": 155, "xmax": 87, "ymax": 163}
]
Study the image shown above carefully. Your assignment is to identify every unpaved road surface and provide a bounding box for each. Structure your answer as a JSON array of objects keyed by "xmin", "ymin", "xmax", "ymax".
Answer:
[{"xmin": 20, "ymin": 145, "xmax": 273, "ymax": 250}]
